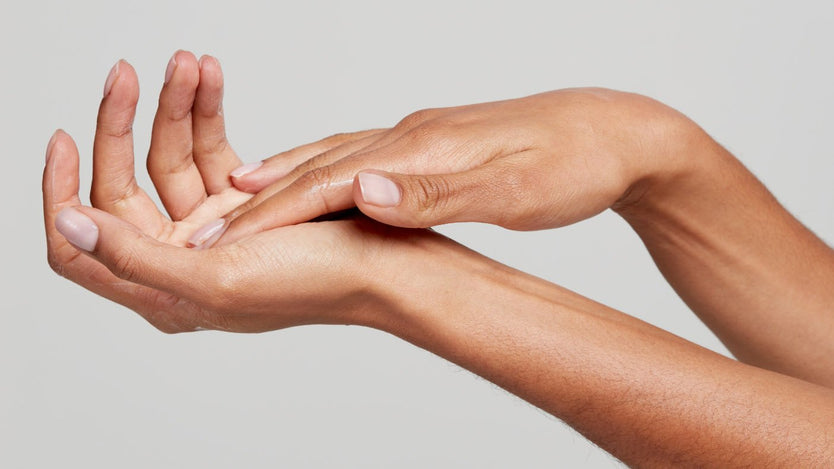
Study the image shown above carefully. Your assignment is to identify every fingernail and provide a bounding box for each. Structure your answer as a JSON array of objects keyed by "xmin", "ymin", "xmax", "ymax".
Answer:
[
  {"xmin": 198, "ymin": 54, "xmax": 217, "ymax": 70},
  {"xmin": 103, "ymin": 60, "xmax": 121, "ymax": 97},
  {"xmin": 164, "ymin": 52, "xmax": 177, "ymax": 84},
  {"xmin": 55, "ymin": 207, "xmax": 99, "ymax": 252},
  {"xmin": 358, "ymin": 172, "xmax": 401, "ymax": 207},
  {"xmin": 45, "ymin": 130, "xmax": 59, "ymax": 163},
  {"xmin": 187, "ymin": 219, "xmax": 226, "ymax": 248},
  {"xmin": 230, "ymin": 161, "xmax": 263, "ymax": 178}
]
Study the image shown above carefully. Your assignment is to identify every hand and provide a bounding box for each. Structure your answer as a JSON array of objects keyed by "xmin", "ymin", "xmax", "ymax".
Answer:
[
  {"xmin": 43, "ymin": 52, "xmax": 429, "ymax": 332},
  {"xmin": 205, "ymin": 88, "xmax": 696, "ymax": 247}
]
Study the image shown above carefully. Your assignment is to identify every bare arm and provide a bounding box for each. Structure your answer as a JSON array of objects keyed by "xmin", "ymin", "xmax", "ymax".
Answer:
[
  {"xmin": 368, "ymin": 237, "xmax": 834, "ymax": 466},
  {"xmin": 46, "ymin": 56, "xmax": 834, "ymax": 466},
  {"xmin": 615, "ymin": 127, "xmax": 834, "ymax": 387},
  {"xmin": 211, "ymin": 88, "xmax": 834, "ymax": 385}
]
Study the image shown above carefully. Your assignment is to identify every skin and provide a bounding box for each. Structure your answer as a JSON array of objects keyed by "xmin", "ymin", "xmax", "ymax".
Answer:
[
  {"xmin": 44, "ymin": 52, "xmax": 834, "ymax": 466},
  {"xmin": 216, "ymin": 87, "xmax": 834, "ymax": 388}
]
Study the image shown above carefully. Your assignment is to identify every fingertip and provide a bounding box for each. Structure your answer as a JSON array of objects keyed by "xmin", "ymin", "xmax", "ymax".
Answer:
[
  {"xmin": 47, "ymin": 129, "xmax": 78, "ymax": 163},
  {"xmin": 228, "ymin": 162, "xmax": 265, "ymax": 192},
  {"xmin": 43, "ymin": 129, "xmax": 80, "ymax": 203},
  {"xmin": 231, "ymin": 162, "xmax": 299, "ymax": 194},
  {"xmin": 187, "ymin": 218, "xmax": 226, "ymax": 249},
  {"xmin": 166, "ymin": 50, "xmax": 200, "ymax": 88},
  {"xmin": 55, "ymin": 206, "xmax": 99, "ymax": 252},
  {"xmin": 164, "ymin": 52, "xmax": 178, "ymax": 84},
  {"xmin": 103, "ymin": 60, "xmax": 120, "ymax": 97},
  {"xmin": 198, "ymin": 54, "xmax": 222, "ymax": 77},
  {"xmin": 102, "ymin": 59, "xmax": 139, "ymax": 107},
  {"xmin": 356, "ymin": 171, "xmax": 401, "ymax": 208},
  {"xmin": 195, "ymin": 54, "xmax": 224, "ymax": 116}
]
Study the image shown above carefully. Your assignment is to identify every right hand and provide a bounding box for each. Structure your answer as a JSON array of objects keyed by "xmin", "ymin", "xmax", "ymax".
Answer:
[{"xmin": 206, "ymin": 88, "xmax": 699, "ymax": 247}]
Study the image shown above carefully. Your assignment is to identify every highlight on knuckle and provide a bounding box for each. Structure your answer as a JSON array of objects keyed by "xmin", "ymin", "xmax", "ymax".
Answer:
[{"xmin": 396, "ymin": 108, "xmax": 439, "ymax": 130}]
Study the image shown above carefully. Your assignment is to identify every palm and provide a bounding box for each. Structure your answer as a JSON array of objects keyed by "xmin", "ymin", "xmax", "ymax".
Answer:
[
  {"xmin": 155, "ymin": 187, "xmax": 252, "ymax": 247},
  {"xmin": 44, "ymin": 53, "xmax": 263, "ymax": 331}
]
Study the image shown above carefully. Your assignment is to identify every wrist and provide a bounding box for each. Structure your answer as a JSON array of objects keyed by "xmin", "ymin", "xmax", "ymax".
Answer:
[{"xmin": 612, "ymin": 107, "xmax": 727, "ymax": 225}]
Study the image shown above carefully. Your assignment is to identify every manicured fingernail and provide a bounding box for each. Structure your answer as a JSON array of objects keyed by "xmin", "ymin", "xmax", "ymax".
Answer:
[
  {"xmin": 55, "ymin": 207, "xmax": 99, "ymax": 252},
  {"xmin": 187, "ymin": 219, "xmax": 226, "ymax": 248},
  {"xmin": 164, "ymin": 52, "xmax": 177, "ymax": 84},
  {"xmin": 358, "ymin": 172, "xmax": 401, "ymax": 207},
  {"xmin": 103, "ymin": 60, "xmax": 120, "ymax": 97},
  {"xmin": 230, "ymin": 161, "xmax": 263, "ymax": 178},
  {"xmin": 45, "ymin": 130, "xmax": 59, "ymax": 163}
]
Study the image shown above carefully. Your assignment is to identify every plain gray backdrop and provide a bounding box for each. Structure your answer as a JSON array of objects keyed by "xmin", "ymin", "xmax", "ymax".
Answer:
[{"xmin": 2, "ymin": 1, "xmax": 832, "ymax": 467}]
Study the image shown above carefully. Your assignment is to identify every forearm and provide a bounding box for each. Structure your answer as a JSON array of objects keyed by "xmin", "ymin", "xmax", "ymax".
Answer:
[
  {"xmin": 616, "ymin": 124, "xmax": 834, "ymax": 386},
  {"xmin": 363, "ymin": 239, "xmax": 834, "ymax": 466}
]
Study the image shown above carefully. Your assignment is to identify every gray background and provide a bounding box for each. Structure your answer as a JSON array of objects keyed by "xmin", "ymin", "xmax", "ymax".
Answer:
[{"xmin": 2, "ymin": 1, "xmax": 832, "ymax": 467}]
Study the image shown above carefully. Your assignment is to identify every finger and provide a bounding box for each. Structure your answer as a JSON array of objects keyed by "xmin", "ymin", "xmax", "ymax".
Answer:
[
  {"xmin": 192, "ymin": 55, "xmax": 241, "ymax": 193},
  {"xmin": 230, "ymin": 128, "xmax": 387, "ymax": 193},
  {"xmin": 56, "ymin": 205, "xmax": 202, "ymax": 295},
  {"xmin": 354, "ymin": 151, "xmax": 544, "ymax": 229},
  {"xmin": 204, "ymin": 129, "xmax": 480, "ymax": 248},
  {"xmin": 44, "ymin": 131, "xmax": 198, "ymax": 333},
  {"xmin": 147, "ymin": 50, "xmax": 207, "ymax": 221},
  {"xmin": 91, "ymin": 60, "xmax": 168, "ymax": 233},
  {"xmin": 228, "ymin": 106, "xmax": 462, "ymax": 194},
  {"xmin": 45, "ymin": 130, "xmax": 84, "ymax": 257},
  {"xmin": 229, "ymin": 130, "xmax": 387, "ymax": 219}
]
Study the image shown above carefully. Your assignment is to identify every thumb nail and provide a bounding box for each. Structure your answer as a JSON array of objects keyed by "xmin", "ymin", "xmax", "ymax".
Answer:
[
  {"xmin": 55, "ymin": 207, "xmax": 99, "ymax": 252},
  {"xmin": 358, "ymin": 172, "xmax": 401, "ymax": 207}
]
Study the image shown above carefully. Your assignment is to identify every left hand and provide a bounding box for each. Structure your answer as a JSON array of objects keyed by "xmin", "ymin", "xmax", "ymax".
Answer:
[{"xmin": 44, "ymin": 52, "xmax": 436, "ymax": 333}]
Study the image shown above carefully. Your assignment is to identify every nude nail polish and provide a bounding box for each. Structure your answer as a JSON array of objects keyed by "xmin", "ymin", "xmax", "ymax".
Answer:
[
  {"xmin": 358, "ymin": 172, "xmax": 401, "ymax": 207},
  {"xmin": 103, "ymin": 61, "xmax": 120, "ymax": 98},
  {"xmin": 55, "ymin": 207, "xmax": 99, "ymax": 252},
  {"xmin": 164, "ymin": 53, "xmax": 177, "ymax": 84},
  {"xmin": 187, "ymin": 219, "xmax": 226, "ymax": 248},
  {"xmin": 230, "ymin": 161, "xmax": 263, "ymax": 178},
  {"xmin": 45, "ymin": 130, "xmax": 59, "ymax": 163}
]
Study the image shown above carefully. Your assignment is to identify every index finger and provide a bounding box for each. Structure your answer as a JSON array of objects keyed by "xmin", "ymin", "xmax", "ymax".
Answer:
[{"xmin": 203, "ymin": 133, "xmax": 447, "ymax": 248}]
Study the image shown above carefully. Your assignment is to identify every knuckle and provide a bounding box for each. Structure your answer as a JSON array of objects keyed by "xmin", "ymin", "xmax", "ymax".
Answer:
[
  {"xmin": 400, "ymin": 120, "xmax": 459, "ymax": 155},
  {"xmin": 412, "ymin": 176, "xmax": 450, "ymax": 216},
  {"xmin": 291, "ymin": 152, "xmax": 328, "ymax": 180},
  {"xmin": 396, "ymin": 108, "xmax": 439, "ymax": 130},
  {"xmin": 299, "ymin": 164, "xmax": 334, "ymax": 190},
  {"xmin": 47, "ymin": 251, "xmax": 65, "ymax": 277},
  {"xmin": 195, "ymin": 135, "xmax": 229, "ymax": 157},
  {"xmin": 100, "ymin": 120, "xmax": 134, "ymax": 139},
  {"xmin": 322, "ymin": 131, "xmax": 360, "ymax": 146},
  {"xmin": 110, "ymin": 247, "xmax": 142, "ymax": 283}
]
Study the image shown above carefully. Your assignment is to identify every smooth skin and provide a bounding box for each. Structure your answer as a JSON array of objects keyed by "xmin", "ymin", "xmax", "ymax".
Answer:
[
  {"xmin": 45, "ymin": 53, "xmax": 834, "ymax": 466},
  {"xmin": 214, "ymin": 88, "xmax": 834, "ymax": 389}
]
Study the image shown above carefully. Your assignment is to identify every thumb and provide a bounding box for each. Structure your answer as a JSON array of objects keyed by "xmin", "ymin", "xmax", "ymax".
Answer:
[
  {"xmin": 353, "ymin": 167, "xmax": 505, "ymax": 228},
  {"xmin": 54, "ymin": 206, "xmax": 202, "ymax": 297}
]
